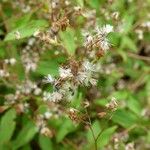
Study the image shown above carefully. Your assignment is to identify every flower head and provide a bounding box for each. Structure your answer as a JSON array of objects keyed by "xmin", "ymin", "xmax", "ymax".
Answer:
[
  {"xmin": 96, "ymin": 24, "xmax": 113, "ymax": 35},
  {"xmin": 82, "ymin": 60, "xmax": 97, "ymax": 72},
  {"xmin": 44, "ymin": 74, "xmax": 54, "ymax": 84},
  {"xmin": 50, "ymin": 91, "xmax": 63, "ymax": 102},
  {"xmin": 59, "ymin": 67, "xmax": 73, "ymax": 79}
]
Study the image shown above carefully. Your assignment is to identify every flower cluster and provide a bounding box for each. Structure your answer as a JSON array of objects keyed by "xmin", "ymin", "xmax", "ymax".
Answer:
[
  {"xmin": 42, "ymin": 23, "xmax": 114, "ymax": 103},
  {"xmin": 21, "ymin": 38, "xmax": 40, "ymax": 73},
  {"xmin": 84, "ymin": 25, "xmax": 113, "ymax": 52},
  {"xmin": 4, "ymin": 80, "xmax": 41, "ymax": 108},
  {"xmin": 83, "ymin": 24, "xmax": 113, "ymax": 59},
  {"xmin": 43, "ymin": 59, "xmax": 100, "ymax": 102},
  {"xmin": 0, "ymin": 58, "xmax": 16, "ymax": 78}
]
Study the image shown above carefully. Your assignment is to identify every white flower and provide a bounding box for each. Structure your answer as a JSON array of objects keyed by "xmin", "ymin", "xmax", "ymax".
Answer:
[
  {"xmin": 142, "ymin": 21, "xmax": 150, "ymax": 28},
  {"xmin": 74, "ymin": 6, "xmax": 81, "ymax": 11},
  {"xmin": 43, "ymin": 92, "xmax": 51, "ymax": 101},
  {"xmin": 0, "ymin": 69, "xmax": 9, "ymax": 77},
  {"xmin": 86, "ymin": 35, "xmax": 93, "ymax": 43},
  {"xmin": 40, "ymin": 127, "xmax": 52, "ymax": 137},
  {"xmin": 5, "ymin": 72, "xmax": 10, "ymax": 77},
  {"xmin": 135, "ymin": 29, "xmax": 143, "ymax": 40},
  {"xmin": 59, "ymin": 67, "xmax": 73, "ymax": 79},
  {"xmin": 77, "ymin": 71, "xmax": 87, "ymax": 84},
  {"xmin": 44, "ymin": 74, "xmax": 54, "ymax": 84},
  {"xmin": 82, "ymin": 60, "xmax": 96, "ymax": 72},
  {"xmin": 22, "ymin": 5, "xmax": 31, "ymax": 13},
  {"xmin": 96, "ymin": 24, "xmax": 113, "ymax": 36},
  {"xmin": 95, "ymin": 25, "xmax": 113, "ymax": 51},
  {"xmin": 43, "ymin": 91, "xmax": 63, "ymax": 102},
  {"xmin": 83, "ymin": 32, "xmax": 93, "ymax": 47},
  {"xmin": 77, "ymin": 70, "xmax": 97, "ymax": 86},
  {"xmin": 69, "ymin": 108, "xmax": 78, "ymax": 113},
  {"xmin": 0, "ymin": 69, "xmax": 5, "ymax": 77},
  {"xmin": 34, "ymin": 88, "xmax": 42, "ymax": 95},
  {"xmin": 125, "ymin": 142, "xmax": 134, "ymax": 150},
  {"xmin": 65, "ymin": 0, "xmax": 70, "ymax": 5},
  {"xmin": 9, "ymin": 58, "xmax": 16, "ymax": 65},
  {"xmin": 59, "ymin": 82, "xmax": 77, "ymax": 100},
  {"xmin": 28, "ymin": 38, "xmax": 35, "ymax": 46},
  {"xmin": 44, "ymin": 112, "xmax": 52, "ymax": 119},
  {"xmin": 106, "ymin": 97, "xmax": 118, "ymax": 111},
  {"xmin": 51, "ymin": 91, "xmax": 63, "ymax": 102},
  {"xmin": 26, "ymin": 62, "xmax": 37, "ymax": 72},
  {"xmin": 103, "ymin": 24, "xmax": 113, "ymax": 34},
  {"xmin": 89, "ymin": 78, "xmax": 97, "ymax": 86},
  {"xmin": 33, "ymin": 29, "xmax": 40, "ymax": 37},
  {"xmin": 4, "ymin": 59, "xmax": 9, "ymax": 64},
  {"xmin": 14, "ymin": 30, "xmax": 21, "ymax": 39},
  {"xmin": 100, "ymin": 38, "xmax": 110, "ymax": 51}
]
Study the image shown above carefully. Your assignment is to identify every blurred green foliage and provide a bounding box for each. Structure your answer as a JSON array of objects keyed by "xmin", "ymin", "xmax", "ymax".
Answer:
[{"xmin": 0, "ymin": 0, "xmax": 150, "ymax": 150}]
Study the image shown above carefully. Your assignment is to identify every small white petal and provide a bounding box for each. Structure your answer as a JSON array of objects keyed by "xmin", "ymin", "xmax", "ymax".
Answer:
[
  {"xmin": 44, "ymin": 112, "xmax": 52, "ymax": 119},
  {"xmin": 59, "ymin": 67, "xmax": 73, "ymax": 79},
  {"xmin": 44, "ymin": 74, "xmax": 54, "ymax": 84}
]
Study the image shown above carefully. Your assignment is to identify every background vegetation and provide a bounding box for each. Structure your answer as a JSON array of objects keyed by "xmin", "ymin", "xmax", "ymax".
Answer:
[{"xmin": 0, "ymin": 0, "xmax": 150, "ymax": 150}]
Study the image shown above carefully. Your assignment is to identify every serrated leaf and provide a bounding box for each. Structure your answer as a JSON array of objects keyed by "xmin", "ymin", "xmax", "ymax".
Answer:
[
  {"xmin": 127, "ymin": 96, "xmax": 141, "ymax": 115},
  {"xmin": 12, "ymin": 121, "xmax": 38, "ymax": 150},
  {"xmin": 56, "ymin": 118, "xmax": 75, "ymax": 142},
  {"xmin": 0, "ymin": 109, "xmax": 16, "ymax": 145},
  {"xmin": 87, "ymin": 0, "xmax": 101, "ymax": 10},
  {"xmin": 60, "ymin": 28, "xmax": 76, "ymax": 55},
  {"xmin": 39, "ymin": 135, "xmax": 53, "ymax": 150},
  {"xmin": 5, "ymin": 20, "xmax": 48, "ymax": 41},
  {"xmin": 76, "ymin": 0, "xmax": 84, "ymax": 7},
  {"xmin": 14, "ymin": 14, "xmax": 32, "ymax": 28},
  {"xmin": 112, "ymin": 109, "xmax": 138, "ymax": 128},
  {"xmin": 97, "ymin": 126, "xmax": 117, "ymax": 148},
  {"xmin": 121, "ymin": 36, "xmax": 137, "ymax": 52},
  {"xmin": 108, "ymin": 32, "xmax": 121, "ymax": 46},
  {"xmin": 122, "ymin": 15, "xmax": 134, "ymax": 34},
  {"xmin": 36, "ymin": 60, "xmax": 59, "ymax": 76},
  {"xmin": 21, "ymin": 145, "xmax": 32, "ymax": 150},
  {"xmin": 87, "ymin": 120, "xmax": 101, "ymax": 144}
]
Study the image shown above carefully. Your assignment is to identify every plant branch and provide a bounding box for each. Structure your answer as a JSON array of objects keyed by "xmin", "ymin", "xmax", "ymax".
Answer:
[
  {"xmin": 127, "ymin": 52, "xmax": 150, "ymax": 62},
  {"xmin": 85, "ymin": 108, "xmax": 97, "ymax": 150}
]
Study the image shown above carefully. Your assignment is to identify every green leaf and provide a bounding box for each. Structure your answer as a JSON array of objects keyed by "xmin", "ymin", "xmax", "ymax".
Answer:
[
  {"xmin": 60, "ymin": 28, "xmax": 76, "ymax": 55},
  {"xmin": 95, "ymin": 98, "xmax": 108, "ymax": 107},
  {"xmin": 56, "ymin": 118, "xmax": 75, "ymax": 142},
  {"xmin": 147, "ymin": 131, "xmax": 150, "ymax": 143},
  {"xmin": 36, "ymin": 50, "xmax": 66, "ymax": 76},
  {"xmin": 122, "ymin": 15, "xmax": 134, "ymax": 34},
  {"xmin": 127, "ymin": 96, "xmax": 141, "ymax": 115},
  {"xmin": 0, "ymin": 29, "xmax": 4, "ymax": 35},
  {"xmin": 8, "ymin": 13, "xmax": 32, "ymax": 30},
  {"xmin": 111, "ymin": 90, "xmax": 129, "ymax": 100},
  {"xmin": 112, "ymin": 109, "xmax": 138, "ymax": 128},
  {"xmin": 87, "ymin": 0, "xmax": 101, "ymax": 10},
  {"xmin": 36, "ymin": 60, "xmax": 59, "ymax": 76},
  {"xmin": 108, "ymin": 32, "xmax": 121, "ymax": 46},
  {"xmin": 14, "ymin": 14, "xmax": 32, "ymax": 28},
  {"xmin": 39, "ymin": 135, "xmax": 53, "ymax": 150},
  {"xmin": 0, "ymin": 109, "xmax": 16, "ymax": 145},
  {"xmin": 12, "ymin": 121, "xmax": 38, "ymax": 150},
  {"xmin": 21, "ymin": 145, "xmax": 32, "ymax": 150},
  {"xmin": 5, "ymin": 20, "xmax": 48, "ymax": 41},
  {"xmin": 97, "ymin": 126, "xmax": 117, "ymax": 148},
  {"xmin": 86, "ymin": 121, "xmax": 117, "ymax": 149},
  {"xmin": 37, "ymin": 105, "xmax": 49, "ymax": 114},
  {"xmin": 76, "ymin": 0, "xmax": 84, "ymax": 7},
  {"xmin": 71, "ymin": 92, "xmax": 83, "ymax": 108},
  {"xmin": 87, "ymin": 120, "xmax": 101, "ymax": 144},
  {"xmin": 121, "ymin": 36, "xmax": 137, "ymax": 52}
]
